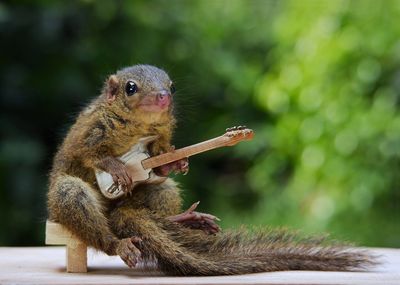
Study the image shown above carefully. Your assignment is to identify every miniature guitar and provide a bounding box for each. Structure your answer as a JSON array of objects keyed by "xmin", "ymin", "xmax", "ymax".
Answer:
[{"xmin": 95, "ymin": 126, "xmax": 254, "ymax": 199}]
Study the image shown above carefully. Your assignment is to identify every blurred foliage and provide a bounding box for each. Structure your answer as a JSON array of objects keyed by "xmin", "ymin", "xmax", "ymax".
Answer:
[{"xmin": 0, "ymin": 0, "xmax": 399, "ymax": 247}]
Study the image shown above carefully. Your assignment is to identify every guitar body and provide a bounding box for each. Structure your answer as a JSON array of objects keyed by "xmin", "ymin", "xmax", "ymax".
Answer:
[{"xmin": 95, "ymin": 135, "xmax": 166, "ymax": 199}]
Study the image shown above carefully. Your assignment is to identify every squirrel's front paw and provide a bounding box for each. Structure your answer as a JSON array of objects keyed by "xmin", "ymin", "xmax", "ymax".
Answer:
[
  {"xmin": 154, "ymin": 157, "xmax": 189, "ymax": 177},
  {"xmin": 109, "ymin": 161, "xmax": 133, "ymax": 194},
  {"xmin": 116, "ymin": 237, "xmax": 142, "ymax": 268}
]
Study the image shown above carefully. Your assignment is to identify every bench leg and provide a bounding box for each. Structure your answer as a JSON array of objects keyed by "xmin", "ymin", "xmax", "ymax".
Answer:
[{"xmin": 66, "ymin": 242, "xmax": 87, "ymax": 273}]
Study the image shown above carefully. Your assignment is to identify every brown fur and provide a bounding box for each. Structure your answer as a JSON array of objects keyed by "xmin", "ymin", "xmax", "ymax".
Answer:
[{"xmin": 47, "ymin": 64, "xmax": 374, "ymax": 275}]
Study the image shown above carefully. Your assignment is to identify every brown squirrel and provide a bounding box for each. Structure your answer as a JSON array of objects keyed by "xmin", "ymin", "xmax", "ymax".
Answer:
[{"xmin": 47, "ymin": 65, "xmax": 374, "ymax": 275}]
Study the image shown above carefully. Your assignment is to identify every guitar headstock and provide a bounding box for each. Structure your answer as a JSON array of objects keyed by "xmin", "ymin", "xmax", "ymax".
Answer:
[{"xmin": 223, "ymin": 126, "xmax": 254, "ymax": 146}]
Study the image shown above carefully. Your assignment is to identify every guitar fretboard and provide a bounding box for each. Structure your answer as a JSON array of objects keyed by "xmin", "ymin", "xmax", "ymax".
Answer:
[{"xmin": 141, "ymin": 136, "xmax": 230, "ymax": 170}]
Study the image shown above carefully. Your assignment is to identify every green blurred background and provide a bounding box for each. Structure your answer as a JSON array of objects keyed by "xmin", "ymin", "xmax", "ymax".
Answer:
[{"xmin": 1, "ymin": 0, "xmax": 399, "ymax": 247}]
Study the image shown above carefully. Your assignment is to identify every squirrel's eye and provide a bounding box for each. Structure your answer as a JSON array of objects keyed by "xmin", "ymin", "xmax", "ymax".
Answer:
[
  {"xmin": 125, "ymin": 81, "xmax": 138, "ymax": 96},
  {"xmin": 170, "ymin": 83, "xmax": 176, "ymax": 94}
]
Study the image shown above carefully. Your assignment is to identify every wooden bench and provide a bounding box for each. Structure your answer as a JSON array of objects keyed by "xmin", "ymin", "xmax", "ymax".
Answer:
[{"xmin": 45, "ymin": 220, "xmax": 87, "ymax": 273}]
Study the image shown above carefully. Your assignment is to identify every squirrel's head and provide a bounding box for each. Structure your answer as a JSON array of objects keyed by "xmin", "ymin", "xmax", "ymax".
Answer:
[{"xmin": 103, "ymin": 65, "xmax": 175, "ymax": 122}]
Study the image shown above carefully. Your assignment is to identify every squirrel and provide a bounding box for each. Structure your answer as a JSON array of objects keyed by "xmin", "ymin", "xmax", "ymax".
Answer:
[{"xmin": 47, "ymin": 64, "xmax": 374, "ymax": 275}]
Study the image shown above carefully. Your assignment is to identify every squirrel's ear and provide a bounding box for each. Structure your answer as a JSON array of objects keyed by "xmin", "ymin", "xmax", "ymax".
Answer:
[{"xmin": 106, "ymin": 75, "xmax": 119, "ymax": 104}]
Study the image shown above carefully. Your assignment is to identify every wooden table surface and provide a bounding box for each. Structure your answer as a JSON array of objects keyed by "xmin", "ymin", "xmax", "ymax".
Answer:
[{"xmin": 0, "ymin": 247, "xmax": 399, "ymax": 285}]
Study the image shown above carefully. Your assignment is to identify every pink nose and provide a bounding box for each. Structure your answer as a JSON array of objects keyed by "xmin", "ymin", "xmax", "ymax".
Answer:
[{"xmin": 157, "ymin": 91, "xmax": 170, "ymax": 106}]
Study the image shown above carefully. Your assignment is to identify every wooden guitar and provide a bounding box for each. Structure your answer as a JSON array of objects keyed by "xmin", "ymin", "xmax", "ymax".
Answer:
[{"xmin": 95, "ymin": 126, "xmax": 254, "ymax": 199}]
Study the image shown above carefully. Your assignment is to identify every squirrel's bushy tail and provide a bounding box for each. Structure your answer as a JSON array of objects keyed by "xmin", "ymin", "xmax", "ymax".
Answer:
[{"xmin": 136, "ymin": 219, "xmax": 375, "ymax": 276}]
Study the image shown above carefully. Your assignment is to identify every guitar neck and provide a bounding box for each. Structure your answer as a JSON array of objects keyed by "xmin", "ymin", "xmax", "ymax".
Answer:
[{"xmin": 141, "ymin": 136, "xmax": 229, "ymax": 170}]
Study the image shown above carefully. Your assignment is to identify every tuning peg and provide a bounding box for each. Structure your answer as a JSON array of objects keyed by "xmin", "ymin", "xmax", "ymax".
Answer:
[{"xmin": 227, "ymin": 126, "xmax": 246, "ymax": 132}]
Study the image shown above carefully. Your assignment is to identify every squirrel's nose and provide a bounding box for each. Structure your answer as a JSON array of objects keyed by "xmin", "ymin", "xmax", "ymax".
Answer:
[{"xmin": 156, "ymin": 90, "xmax": 171, "ymax": 105}]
